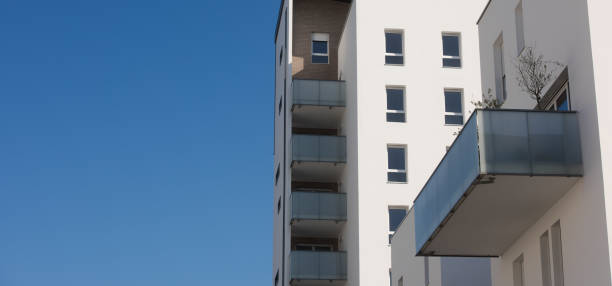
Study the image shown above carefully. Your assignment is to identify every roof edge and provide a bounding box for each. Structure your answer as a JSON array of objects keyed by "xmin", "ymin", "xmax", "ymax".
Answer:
[{"xmin": 477, "ymin": 0, "xmax": 492, "ymax": 25}]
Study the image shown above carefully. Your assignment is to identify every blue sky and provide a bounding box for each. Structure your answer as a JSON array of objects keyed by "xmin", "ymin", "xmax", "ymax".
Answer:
[{"xmin": 0, "ymin": 0, "xmax": 276, "ymax": 285}]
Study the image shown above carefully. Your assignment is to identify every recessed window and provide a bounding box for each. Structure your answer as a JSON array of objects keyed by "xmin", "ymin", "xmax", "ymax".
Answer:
[
  {"xmin": 385, "ymin": 31, "xmax": 404, "ymax": 65},
  {"xmin": 278, "ymin": 96, "xmax": 283, "ymax": 115},
  {"xmin": 386, "ymin": 87, "xmax": 405, "ymax": 122},
  {"xmin": 424, "ymin": 256, "xmax": 430, "ymax": 286},
  {"xmin": 442, "ymin": 33, "xmax": 461, "ymax": 68},
  {"xmin": 540, "ymin": 231, "xmax": 552, "ymax": 286},
  {"xmin": 444, "ymin": 89, "xmax": 464, "ymax": 125},
  {"xmin": 275, "ymin": 270, "xmax": 279, "ymax": 286},
  {"xmin": 277, "ymin": 196, "xmax": 282, "ymax": 214},
  {"xmin": 387, "ymin": 146, "xmax": 407, "ymax": 183},
  {"xmin": 398, "ymin": 276, "xmax": 403, "ymax": 286},
  {"xmin": 312, "ymin": 33, "xmax": 329, "ymax": 64},
  {"xmin": 275, "ymin": 165, "xmax": 280, "ymax": 185},
  {"xmin": 494, "ymin": 34, "xmax": 507, "ymax": 103},
  {"xmin": 551, "ymin": 221, "xmax": 564, "ymax": 286},
  {"xmin": 513, "ymin": 255, "xmax": 525, "ymax": 286},
  {"xmin": 388, "ymin": 207, "xmax": 407, "ymax": 244},
  {"xmin": 515, "ymin": 1, "xmax": 525, "ymax": 54}
]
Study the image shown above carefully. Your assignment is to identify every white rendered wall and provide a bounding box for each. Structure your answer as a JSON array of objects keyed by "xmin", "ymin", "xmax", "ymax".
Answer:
[
  {"xmin": 478, "ymin": 0, "xmax": 612, "ymax": 285},
  {"xmin": 350, "ymin": 0, "xmax": 488, "ymax": 285}
]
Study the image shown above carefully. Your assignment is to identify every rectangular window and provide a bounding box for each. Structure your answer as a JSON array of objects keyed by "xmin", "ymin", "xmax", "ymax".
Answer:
[
  {"xmin": 389, "ymin": 208, "xmax": 407, "ymax": 232},
  {"xmin": 312, "ymin": 33, "xmax": 329, "ymax": 64},
  {"xmin": 494, "ymin": 34, "xmax": 507, "ymax": 103},
  {"xmin": 551, "ymin": 221, "xmax": 565, "ymax": 286},
  {"xmin": 387, "ymin": 146, "xmax": 407, "ymax": 183},
  {"xmin": 385, "ymin": 31, "xmax": 404, "ymax": 65},
  {"xmin": 275, "ymin": 165, "xmax": 280, "ymax": 185},
  {"xmin": 547, "ymin": 82, "xmax": 571, "ymax": 111},
  {"xmin": 513, "ymin": 255, "xmax": 525, "ymax": 286},
  {"xmin": 386, "ymin": 87, "xmax": 405, "ymax": 122},
  {"xmin": 444, "ymin": 89, "xmax": 463, "ymax": 125},
  {"xmin": 515, "ymin": 1, "xmax": 525, "ymax": 54},
  {"xmin": 540, "ymin": 231, "xmax": 553, "ymax": 286},
  {"xmin": 442, "ymin": 33, "xmax": 461, "ymax": 67},
  {"xmin": 398, "ymin": 277, "xmax": 404, "ymax": 286}
]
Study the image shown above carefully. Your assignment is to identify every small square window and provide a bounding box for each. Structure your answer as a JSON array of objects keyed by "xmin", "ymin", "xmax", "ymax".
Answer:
[
  {"xmin": 444, "ymin": 90, "xmax": 463, "ymax": 125},
  {"xmin": 312, "ymin": 33, "xmax": 329, "ymax": 64},
  {"xmin": 385, "ymin": 31, "xmax": 404, "ymax": 65},
  {"xmin": 442, "ymin": 34, "xmax": 461, "ymax": 68},
  {"xmin": 387, "ymin": 146, "xmax": 407, "ymax": 183},
  {"xmin": 386, "ymin": 87, "xmax": 405, "ymax": 123}
]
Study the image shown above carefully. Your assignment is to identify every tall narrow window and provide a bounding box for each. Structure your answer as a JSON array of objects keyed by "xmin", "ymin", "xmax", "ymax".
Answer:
[
  {"xmin": 275, "ymin": 165, "xmax": 280, "ymax": 185},
  {"xmin": 540, "ymin": 231, "xmax": 553, "ymax": 286},
  {"xmin": 444, "ymin": 89, "xmax": 463, "ymax": 125},
  {"xmin": 551, "ymin": 221, "xmax": 565, "ymax": 286},
  {"xmin": 515, "ymin": 1, "xmax": 525, "ymax": 54},
  {"xmin": 494, "ymin": 35, "xmax": 507, "ymax": 103},
  {"xmin": 385, "ymin": 31, "xmax": 404, "ymax": 65},
  {"xmin": 279, "ymin": 48, "xmax": 284, "ymax": 66},
  {"xmin": 513, "ymin": 255, "xmax": 525, "ymax": 286},
  {"xmin": 442, "ymin": 33, "xmax": 461, "ymax": 67},
  {"xmin": 277, "ymin": 196, "xmax": 282, "ymax": 214},
  {"xmin": 424, "ymin": 256, "xmax": 430, "ymax": 286},
  {"xmin": 387, "ymin": 146, "xmax": 407, "ymax": 183},
  {"xmin": 275, "ymin": 270, "xmax": 279, "ymax": 286},
  {"xmin": 388, "ymin": 207, "xmax": 407, "ymax": 243},
  {"xmin": 398, "ymin": 277, "xmax": 404, "ymax": 286},
  {"xmin": 312, "ymin": 33, "xmax": 329, "ymax": 64},
  {"xmin": 386, "ymin": 87, "xmax": 405, "ymax": 122},
  {"xmin": 278, "ymin": 96, "xmax": 283, "ymax": 115}
]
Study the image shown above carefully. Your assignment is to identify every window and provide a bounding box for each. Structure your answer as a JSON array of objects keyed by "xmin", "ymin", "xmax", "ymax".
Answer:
[
  {"xmin": 444, "ymin": 89, "xmax": 463, "ymax": 125},
  {"xmin": 386, "ymin": 87, "xmax": 405, "ymax": 122},
  {"xmin": 388, "ymin": 207, "xmax": 407, "ymax": 244},
  {"xmin": 494, "ymin": 34, "xmax": 507, "ymax": 103},
  {"xmin": 279, "ymin": 48, "xmax": 284, "ymax": 66},
  {"xmin": 424, "ymin": 257, "xmax": 430, "ymax": 286},
  {"xmin": 398, "ymin": 276, "xmax": 404, "ymax": 286},
  {"xmin": 513, "ymin": 255, "xmax": 525, "ymax": 286},
  {"xmin": 540, "ymin": 231, "xmax": 552, "ymax": 286},
  {"xmin": 295, "ymin": 244, "xmax": 333, "ymax": 251},
  {"xmin": 312, "ymin": 33, "xmax": 329, "ymax": 64},
  {"xmin": 385, "ymin": 31, "xmax": 404, "ymax": 65},
  {"xmin": 547, "ymin": 82, "xmax": 571, "ymax": 111},
  {"xmin": 387, "ymin": 146, "xmax": 407, "ymax": 183},
  {"xmin": 442, "ymin": 33, "xmax": 461, "ymax": 67},
  {"xmin": 277, "ymin": 196, "xmax": 282, "ymax": 214},
  {"xmin": 278, "ymin": 96, "xmax": 283, "ymax": 115},
  {"xmin": 275, "ymin": 165, "xmax": 280, "ymax": 185},
  {"xmin": 515, "ymin": 1, "xmax": 525, "ymax": 54},
  {"xmin": 274, "ymin": 270, "xmax": 279, "ymax": 286},
  {"xmin": 551, "ymin": 221, "xmax": 565, "ymax": 286}
]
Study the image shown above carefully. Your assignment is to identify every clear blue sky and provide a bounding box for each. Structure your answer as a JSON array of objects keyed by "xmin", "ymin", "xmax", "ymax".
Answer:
[{"xmin": 0, "ymin": 0, "xmax": 276, "ymax": 285}]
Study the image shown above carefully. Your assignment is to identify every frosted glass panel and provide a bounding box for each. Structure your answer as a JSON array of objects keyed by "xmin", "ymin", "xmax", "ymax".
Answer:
[
  {"xmin": 293, "ymin": 79, "xmax": 346, "ymax": 107},
  {"xmin": 290, "ymin": 251, "xmax": 347, "ymax": 280},
  {"xmin": 292, "ymin": 135, "xmax": 346, "ymax": 163},
  {"xmin": 292, "ymin": 192, "xmax": 347, "ymax": 221}
]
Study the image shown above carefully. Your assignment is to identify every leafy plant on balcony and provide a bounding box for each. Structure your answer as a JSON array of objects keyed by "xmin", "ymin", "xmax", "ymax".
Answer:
[{"xmin": 514, "ymin": 47, "xmax": 562, "ymax": 106}]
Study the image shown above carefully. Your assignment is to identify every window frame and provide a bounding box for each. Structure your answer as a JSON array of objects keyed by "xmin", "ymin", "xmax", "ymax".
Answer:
[
  {"xmin": 443, "ymin": 89, "xmax": 464, "ymax": 126},
  {"xmin": 387, "ymin": 145, "xmax": 407, "ymax": 183},
  {"xmin": 494, "ymin": 34, "xmax": 507, "ymax": 103},
  {"xmin": 546, "ymin": 82, "xmax": 571, "ymax": 111},
  {"xmin": 311, "ymin": 33, "xmax": 329, "ymax": 64},
  {"xmin": 442, "ymin": 32, "xmax": 462, "ymax": 68},
  {"xmin": 386, "ymin": 86, "xmax": 406, "ymax": 123},
  {"xmin": 384, "ymin": 30, "xmax": 405, "ymax": 66}
]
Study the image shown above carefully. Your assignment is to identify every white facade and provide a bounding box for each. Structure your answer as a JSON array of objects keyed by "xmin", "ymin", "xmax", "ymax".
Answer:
[
  {"xmin": 272, "ymin": 0, "xmax": 490, "ymax": 285},
  {"xmin": 476, "ymin": 0, "xmax": 612, "ymax": 286}
]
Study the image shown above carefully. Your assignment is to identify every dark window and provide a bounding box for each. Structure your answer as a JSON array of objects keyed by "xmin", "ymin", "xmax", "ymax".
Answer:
[
  {"xmin": 312, "ymin": 33, "xmax": 329, "ymax": 64},
  {"xmin": 277, "ymin": 197, "xmax": 281, "ymax": 214},
  {"xmin": 278, "ymin": 96, "xmax": 283, "ymax": 115},
  {"xmin": 387, "ymin": 146, "xmax": 407, "ymax": 183},
  {"xmin": 275, "ymin": 271, "xmax": 279, "ymax": 286},
  {"xmin": 386, "ymin": 88, "xmax": 405, "ymax": 123},
  {"xmin": 389, "ymin": 208, "xmax": 407, "ymax": 232},
  {"xmin": 275, "ymin": 165, "xmax": 280, "ymax": 185},
  {"xmin": 385, "ymin": 31, "xmax": 404, "ymax": 65},
  {"xmin": 279, "ymin": 48, "xmax": 283, "ymax": 66},
  {"xmin": 444, "ymin": 90, "xmax": 463, "ymax": 125},
  {"xmin": 313, "ymin": 41, "xmax": 328, "ymax": 54},
  {"xmin": 442, "ymin": 34, "xmax": 461, "ymax": 67}
]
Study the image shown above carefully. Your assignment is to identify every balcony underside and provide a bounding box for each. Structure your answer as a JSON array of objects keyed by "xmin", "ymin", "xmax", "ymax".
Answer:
[
  {"xmin": 420, "ymin": 174, "xmax": 579, "ymax": 256},
  {"xmin": 292, "ymin": 161, "xmax": 344, "ymax": 182},
  {"xmin": 292, "ymin": 219, "xmax": 346, "ymax": 237},
  {"xmin": 293, "ymin": 105, "xmax": 344, "ymax": 129}
]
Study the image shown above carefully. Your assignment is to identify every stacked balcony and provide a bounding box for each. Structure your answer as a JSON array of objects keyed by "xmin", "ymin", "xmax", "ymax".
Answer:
[
  {"xmin": 289, "ymin": 79, "xmax": 347, "ymax": 284},
  {"xmin": 413, "ymin": 110, "xmax": 583, "ymax": 257}
]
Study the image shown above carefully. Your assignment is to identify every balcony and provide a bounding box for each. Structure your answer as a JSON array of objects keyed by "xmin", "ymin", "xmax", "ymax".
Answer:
[
  {"xmin": 292, "ymin": 134, "xmax": 346, "ymax": 182},
  {"xmin": 291, "ymin": 191, "xmax": 347, "ymax": 236},
  {"xmin": 292, "ymin": 79, "xmax": 345, "ymax": 129},
  {"xmin": 290, "ymin": 251, "xmax": 347, "ymax": 285},
  {"xmin": 414, "ymin": 110, "xmax": 583, "ymax": 257}
]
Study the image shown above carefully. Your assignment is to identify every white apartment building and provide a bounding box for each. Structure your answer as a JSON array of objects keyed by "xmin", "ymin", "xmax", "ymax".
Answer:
[
  {"xmin": 272, "ymin": 0, "xmax": 491, "ymax": 285},
  {"xmin": 394, "ymin": 1, "xmax": 612, "ymax": 286}
]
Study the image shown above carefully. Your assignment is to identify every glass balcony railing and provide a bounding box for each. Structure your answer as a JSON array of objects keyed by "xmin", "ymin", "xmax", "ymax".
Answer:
[
  {"xmin": 290, "ymin": 251, "xmax": 347, "ymax": 281},
  {"xmin": 292, "ymin": 134, "xmax": 346, "ymax": 163},
  {"xmin": 414, "ymin": 109, "xmax": 582, "ymax": 255},
  {"xmin": 292, "ymin": 79, "xmax": 346, "ymax": 107},
  {"xmin": 291, "ymin": 191, "xmax": 347, "ymax": 222}
]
